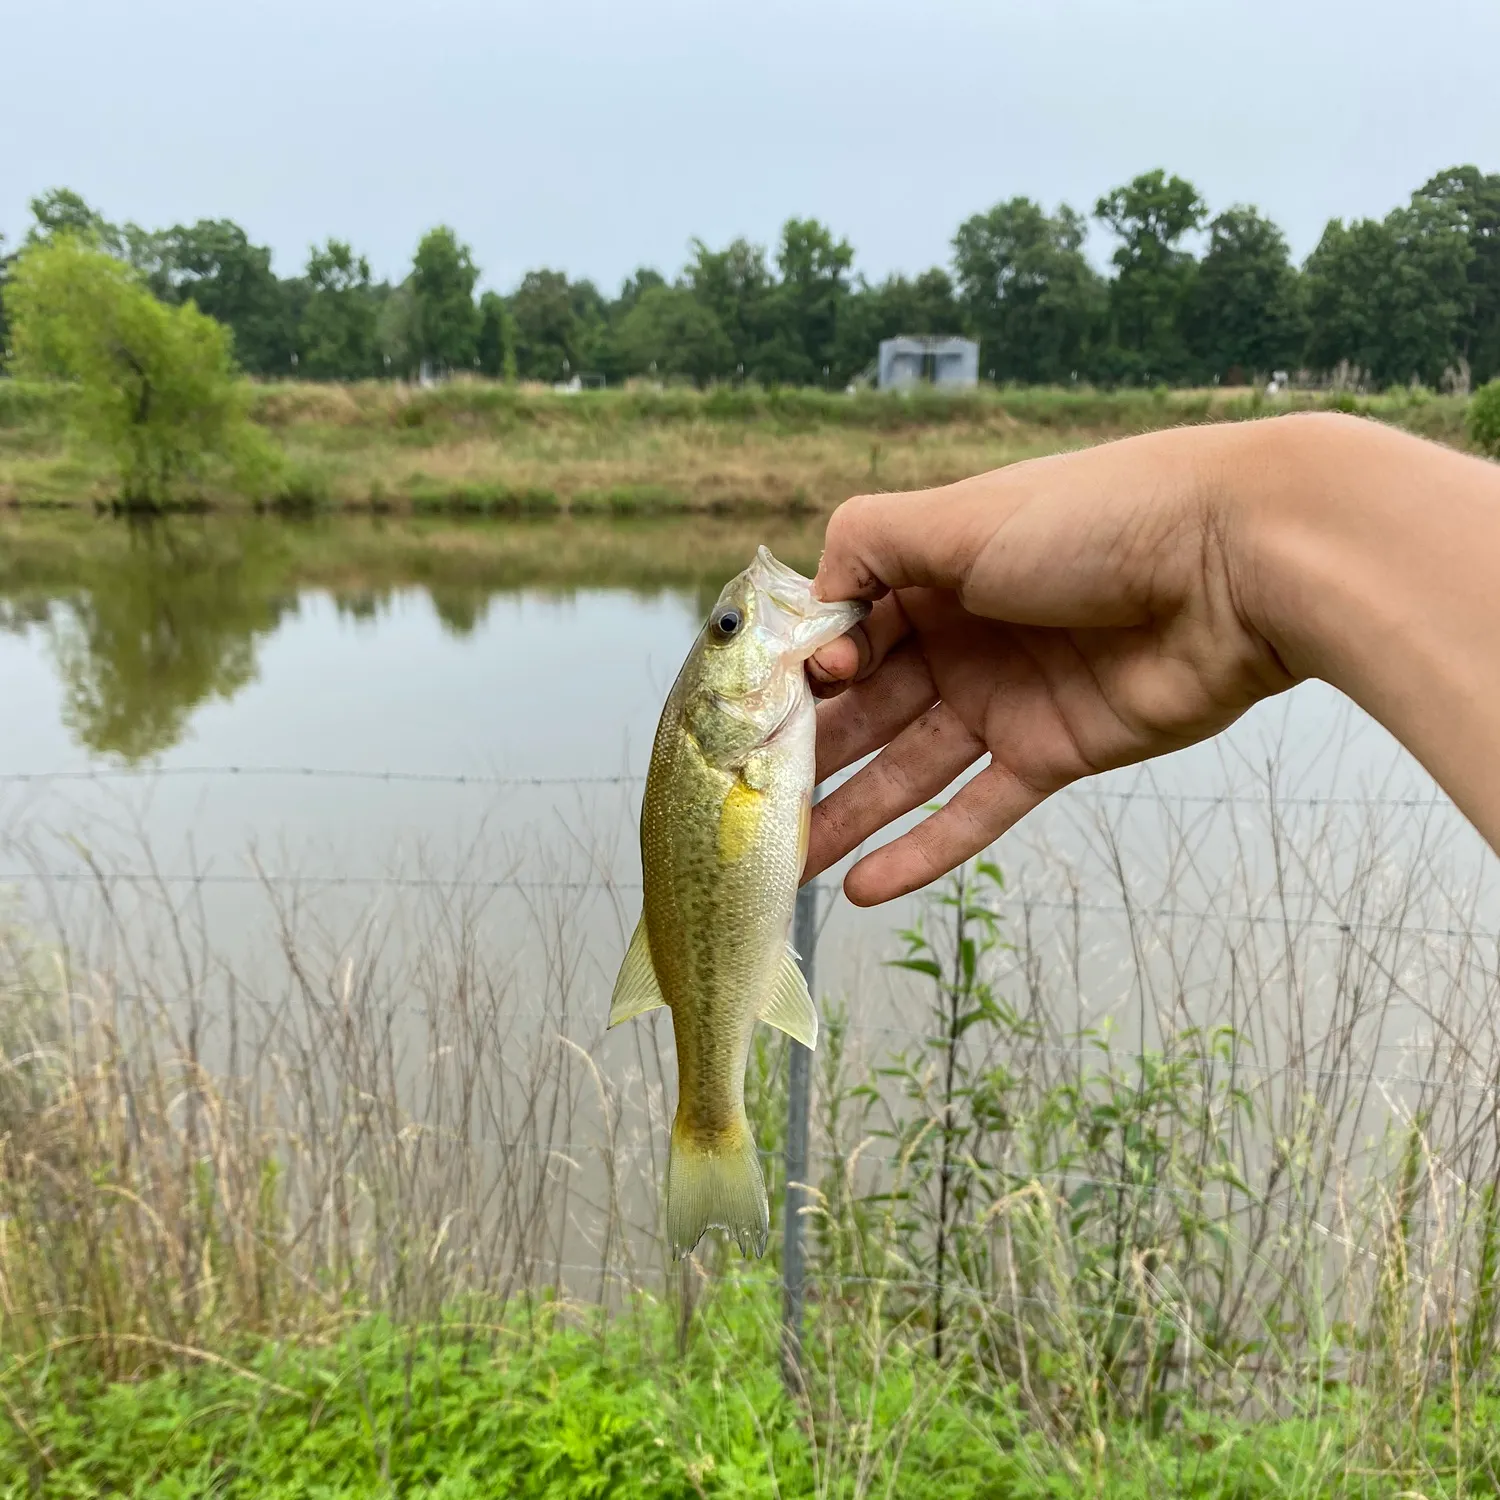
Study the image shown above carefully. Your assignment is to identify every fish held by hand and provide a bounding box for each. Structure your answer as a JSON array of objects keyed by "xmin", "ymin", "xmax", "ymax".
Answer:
[{"xmin": 609, "ymin": 546, "xmax": 869, "ymax": 1258}]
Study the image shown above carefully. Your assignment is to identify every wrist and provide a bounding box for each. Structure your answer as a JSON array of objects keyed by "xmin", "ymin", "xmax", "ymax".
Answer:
[
  {"xmin": 1230, "ymin": 411, "xmax": 1500, "ymax": 843},
  {"xmin": 1223, "ymin": 412, "xmax": 1383, "ymax": 687}
]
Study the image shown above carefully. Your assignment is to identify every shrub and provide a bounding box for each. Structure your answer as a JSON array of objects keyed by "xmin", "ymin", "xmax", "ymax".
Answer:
[
  {"xmin": 271, "ymin": 459, "xmax": 333, "ymax": 513},
  {"xmin": 1468, "ymin": 378, "xmax": 1500, "ymax": 457},
  {"xmin": 6, "ymin": 236, "xmax": 276, "ymax": 506}
]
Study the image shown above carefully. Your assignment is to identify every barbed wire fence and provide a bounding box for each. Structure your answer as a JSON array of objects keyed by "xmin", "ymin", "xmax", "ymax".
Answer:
[{"xmin": 1, "ymin": 758, "xmax": 1495, "ymax": 1390}]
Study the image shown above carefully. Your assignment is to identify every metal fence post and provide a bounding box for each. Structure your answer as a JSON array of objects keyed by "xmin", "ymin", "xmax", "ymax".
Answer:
[{"xmin": 782, "ymin": 790, "xmax": 820, "ymax": 1390}]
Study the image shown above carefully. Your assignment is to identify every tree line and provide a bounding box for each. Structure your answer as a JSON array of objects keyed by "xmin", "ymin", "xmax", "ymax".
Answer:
[{"xmin": 2, "ymin": 165, "xmax": 1497, "ymax": 391}]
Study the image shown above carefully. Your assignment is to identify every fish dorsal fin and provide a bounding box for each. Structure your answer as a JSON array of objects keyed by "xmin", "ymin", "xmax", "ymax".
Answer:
[
  {"xmin": 609, "ymin": 916, "xmax": 667, "ymax": 1027},
  {"xmin": 759, "ymin": 946, "xmax": 818, "ymax": 1049}
]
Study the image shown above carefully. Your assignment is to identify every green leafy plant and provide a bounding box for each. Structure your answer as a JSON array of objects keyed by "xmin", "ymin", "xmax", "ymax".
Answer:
[
  {"xmin": 7, "ymin": 235, "xmax": 276, "ymax": 507},
  {"xmin": 1468, "ymin": 377, "xmax": 1500, "ymax": 456},
  {"xmin": 861, "ymin": 858, "xmax": 1035, "ymax": 1359}
]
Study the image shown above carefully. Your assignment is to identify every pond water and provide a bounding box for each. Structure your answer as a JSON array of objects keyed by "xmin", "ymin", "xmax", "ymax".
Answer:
[
  {"xmin": 0, "ymin": 511, "xmax": 1488, "ymax": 1100},
  {"xmin": 0, "ymin": 513, "xmax": 1485, "ymax": 989}
]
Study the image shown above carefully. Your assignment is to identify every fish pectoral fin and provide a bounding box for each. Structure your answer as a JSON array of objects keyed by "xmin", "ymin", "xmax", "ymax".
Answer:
[
  {"xmin": 609, "ymin": 916, "xmax": 667, "ymax": 1028},
  {"xmin": 759, "ymin": 946, "xmax": 818, "ymax": 1049}
]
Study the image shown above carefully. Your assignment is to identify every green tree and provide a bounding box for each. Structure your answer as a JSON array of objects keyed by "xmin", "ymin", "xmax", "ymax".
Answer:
[
  {"xmin": 143, "ymin": 219, "xmax": 298, "ymax": 376},
  {"xmin": 765, "ymin": 217, "xmax": 855, "ymax": 385},
  {"xmin": 14, "ymin": 190, "xmax": 134, "ymax": 364},
  {"xmin": 1190, "ymin": 206, "xmax": 1306, "ymax": 381},
  {"xmin": 25, "ymin": 188, "xmax": 124, "ymax": 254},
  {"xmin": 616, "ymin": 267, "xmax": 667, "ymax": 314},
  {"xmin": 881, "ymin": 267, "xmax": 961, "ymax": 335},
  {"xmin": 1303, "ymin": 218, "xmax": 1387, "ymax": 383},
  {"xmin": 8, "ymin": 237, "xmax": 274, "ymax": 506},
  {"xmin": 952, "ymin": 198, "xmax": 1105, "ymax": 382},
  {"xmin": 1385, "ymin": 195, "xmax": 1475, "ymax": 386},
  {"xmin": 509, "ymin": 269, "xmax": 578, "ymax": 381},
  {"xmin": 375, "ymin": 283, "xmax": 419, "ymax": 378},
  {"xmin": 0, "ymin": 233, "xmax": 11, "ymax": 357},
  {"xmin": 583, "ymin": 269, "xmax": 667, "ymax": 384},
  {"xmin": 686, "ymin": 238, "xmax": 778, "ymax": 380},
  {"xmin": 831, "ymin": 269, "xmax": 962, "ymax": 382},
  {"xmin": 298, "ymin": 239, "xmax": 377, "ymax": 380},
  {"xmin": 614, "ymin": 284, "xmax": 732, "ymax": 385},
  {"xmin": 1095, "ymin": 170, "xmax": 1206, "ymax": 384},
  {"xmin": 410, "ymin": 227, "xmax": 480, "ymax": 374},
  {"xmin": 567, "ymin": 278, "xmax": 612, "ymax": 377},
  {"xmin": 476, "ymin": 290, "xmax": 514, "ymax": 378},
  {"xmin": 1415, "ymin": 165, "xmax": 1500, "ymax": 384},
  {"xmin": 1305, "ymin": 199, "xmax": 1472, "ymax": 387}
]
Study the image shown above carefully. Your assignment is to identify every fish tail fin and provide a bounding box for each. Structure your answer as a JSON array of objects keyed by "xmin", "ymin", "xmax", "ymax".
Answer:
[{"xmin": 666, "ymin": 1114, "xmax": 769, "ymax": 1260}]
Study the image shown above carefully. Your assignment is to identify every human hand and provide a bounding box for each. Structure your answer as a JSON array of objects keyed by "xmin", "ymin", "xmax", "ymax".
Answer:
[{"xmin": 804, "ymin": 422, "xmax": 1300, "ymax": 906}]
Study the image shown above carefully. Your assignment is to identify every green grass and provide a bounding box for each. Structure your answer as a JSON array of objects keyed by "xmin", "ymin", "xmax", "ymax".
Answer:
[
  {"xmin": 570, "ymin": 482, "xmax": 688, "ymax": 515},
  {"xmin": 5, "ymin": 1298, "xmax": 1496, "ymax": 1498},
  {"xmin": 0, "ymin": 378, "xmax": 1478, "ymax": 512},
  {"xmin": 406, "ymin": 478, "xmax": 562, "ymax": 516}
]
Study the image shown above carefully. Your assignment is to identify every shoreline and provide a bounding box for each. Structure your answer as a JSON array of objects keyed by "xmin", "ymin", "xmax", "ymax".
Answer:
[{"xmin": 0, "ymin": 379, "xmax": 1474, "ymax": 513}]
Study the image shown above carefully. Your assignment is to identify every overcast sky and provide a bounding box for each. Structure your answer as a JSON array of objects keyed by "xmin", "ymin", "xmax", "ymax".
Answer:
[{"xmin": 5, "ymin": 0, "xmax": 1498, "ymax": 294}]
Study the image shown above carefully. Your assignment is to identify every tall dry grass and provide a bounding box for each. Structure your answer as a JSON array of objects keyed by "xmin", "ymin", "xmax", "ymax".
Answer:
[{"xmin": 0, "ymin": 781, "xmax": 1496, "ymax": 1484}]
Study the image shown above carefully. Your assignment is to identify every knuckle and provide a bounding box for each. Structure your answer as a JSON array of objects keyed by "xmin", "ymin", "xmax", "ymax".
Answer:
[
  {"xmin": 870, "ymin": 753, "xmax": 917, "ymax": 801},
  {"xmin": 823, "ymin": 496, "xmax": 883, "ymax": 590},
  {"xmin": 821, "ymin": 502, "xmax": 859, "ymax": 559}
]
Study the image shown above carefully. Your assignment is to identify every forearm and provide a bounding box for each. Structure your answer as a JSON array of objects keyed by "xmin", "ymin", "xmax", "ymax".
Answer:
[{"xmin": 1234, "ymin": 413, "xmax": 1500, "ymax": 849}]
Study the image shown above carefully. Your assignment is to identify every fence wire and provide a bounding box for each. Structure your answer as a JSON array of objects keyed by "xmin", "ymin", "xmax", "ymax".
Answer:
[
  {"xmin": 5, "ymin": 758, "xmax": 1496, "ymax": 1384},
  {"xmin": 0, "ymin": 760, "xmax": 1463, "ymax": 813},
  {"xmin": 0, "ymin": 866, "xmax": 1492, "ymax": 942}
]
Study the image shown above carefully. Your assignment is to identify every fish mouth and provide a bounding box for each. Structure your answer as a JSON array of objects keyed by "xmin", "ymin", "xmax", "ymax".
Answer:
[
  {"xmin": 750, "ymin": 545, "xmax": 808, "ymax": 590},
  {"xmin": 749, "ymin": 546, "xmax": 870, "ymax": 658}
]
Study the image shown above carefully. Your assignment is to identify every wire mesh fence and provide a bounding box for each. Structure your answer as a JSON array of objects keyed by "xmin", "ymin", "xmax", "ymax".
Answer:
[{"xmin": 1, "ymin": 757, "xmax": 1497, "ymax": 1404}]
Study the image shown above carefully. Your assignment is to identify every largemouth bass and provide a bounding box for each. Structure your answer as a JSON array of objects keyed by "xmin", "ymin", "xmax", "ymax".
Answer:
[{"xmin": 609, "ymin": 547, "xmax": 869, "ymax": 1258}]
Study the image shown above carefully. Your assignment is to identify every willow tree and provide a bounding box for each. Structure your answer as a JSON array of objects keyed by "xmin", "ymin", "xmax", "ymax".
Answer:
[{"xmin": 7, "ymin": 235, "xmax": 273, "ymax": 506}]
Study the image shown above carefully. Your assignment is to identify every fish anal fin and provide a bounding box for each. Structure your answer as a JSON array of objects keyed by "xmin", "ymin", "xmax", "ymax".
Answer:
[
  {"xmin": 609, "ymin": 916, "xmax": 666, "ymax": 1027},
  {"xmin": 759, "ymin": 946, "xmax": 818, "ymax": 1049}
]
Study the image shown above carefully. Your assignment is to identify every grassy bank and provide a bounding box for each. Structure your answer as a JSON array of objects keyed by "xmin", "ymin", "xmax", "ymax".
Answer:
[{"xmin": 0, "ymin": 378, "xmax": 1476, "ymax": 512}]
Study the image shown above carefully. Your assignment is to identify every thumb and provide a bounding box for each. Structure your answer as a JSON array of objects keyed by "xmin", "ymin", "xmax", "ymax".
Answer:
[{"xmin": 813, "ymin": 484, "xmax": 998, "ymax": 604}]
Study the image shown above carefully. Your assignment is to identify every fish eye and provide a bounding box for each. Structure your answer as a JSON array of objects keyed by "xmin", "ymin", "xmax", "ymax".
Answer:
[{"xmin": 712, "ymin": 608, "xmax": 742, "ymax": 640}]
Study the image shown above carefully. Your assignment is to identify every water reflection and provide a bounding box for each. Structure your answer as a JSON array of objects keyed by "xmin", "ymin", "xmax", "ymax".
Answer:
[
  {"xmin": 47, "ymin": 526, "xmax": 294, "ymax": 761},
  {"xmin": 0, "ymin": 514, "xmax": 825, "ymax": 764}
]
